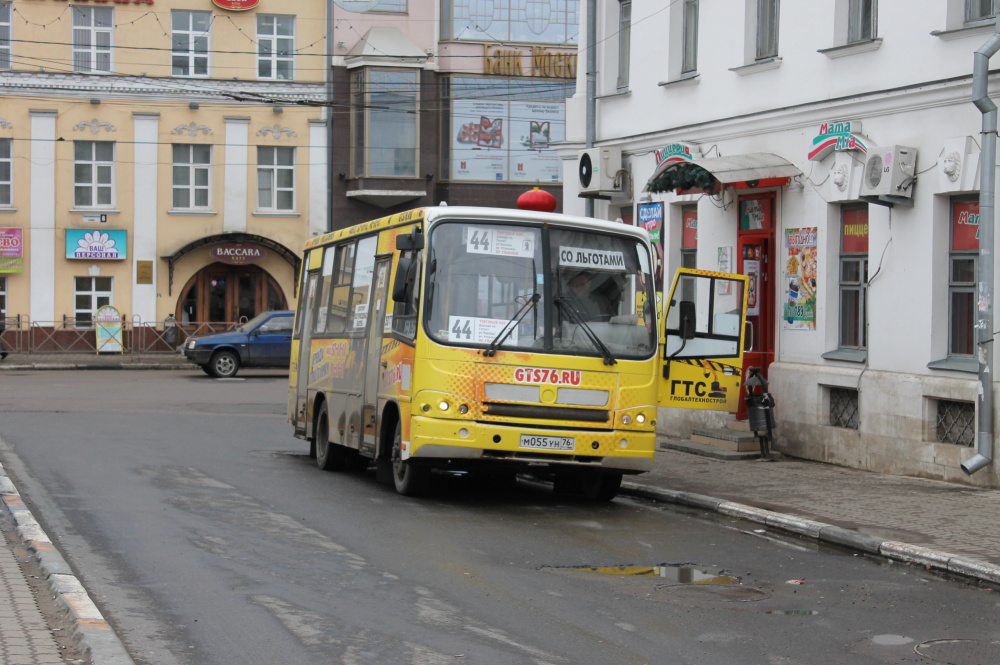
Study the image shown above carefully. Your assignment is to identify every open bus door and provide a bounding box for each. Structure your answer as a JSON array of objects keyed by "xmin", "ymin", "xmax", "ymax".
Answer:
[{"xmin": 657, "ymin": 269, "xmax": 749, "ymax": 413}]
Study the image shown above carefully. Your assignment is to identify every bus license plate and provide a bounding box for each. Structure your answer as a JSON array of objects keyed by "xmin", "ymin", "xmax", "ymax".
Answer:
[{"xmin": 519, "ymin": 434, "xmax": 575, "ymax": 451}]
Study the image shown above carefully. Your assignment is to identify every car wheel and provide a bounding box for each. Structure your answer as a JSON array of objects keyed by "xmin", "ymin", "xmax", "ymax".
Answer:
[
  {"xmin": 314, "ymin": 402, "xmax": 346, "ymax": 472},
  {"xmin": 391, "ymin": 420, "xmax": 429, "ymax": 496},
  {"xmin": 209, "ymin": 350, "xmax": 239, "ymax": 378}
]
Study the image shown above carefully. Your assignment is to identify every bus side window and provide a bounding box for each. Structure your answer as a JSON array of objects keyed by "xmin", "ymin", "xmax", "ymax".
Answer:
[{"xmin": 392, "ymin": 249, "xmax": 421, "ymax": 341}]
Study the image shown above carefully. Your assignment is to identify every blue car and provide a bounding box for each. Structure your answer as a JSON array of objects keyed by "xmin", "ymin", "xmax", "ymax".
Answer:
[{"xmin": 182, "ymin": 310, "xmax": 294, "ymax": 378}]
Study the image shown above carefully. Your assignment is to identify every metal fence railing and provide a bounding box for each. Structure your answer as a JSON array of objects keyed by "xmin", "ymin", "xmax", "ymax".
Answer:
[{"xmin": 0, "ymin": 315, "xmax": 243, "ymax": 356}]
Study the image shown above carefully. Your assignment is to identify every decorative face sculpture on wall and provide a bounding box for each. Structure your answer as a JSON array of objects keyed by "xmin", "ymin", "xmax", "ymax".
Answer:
[
  {"xmin": 942, "ymin": 151, "xmax": 962, "ymax": 182},
  {"xmin": 832, "ymin": 164, "xmax": 850, "ymax": 191}
]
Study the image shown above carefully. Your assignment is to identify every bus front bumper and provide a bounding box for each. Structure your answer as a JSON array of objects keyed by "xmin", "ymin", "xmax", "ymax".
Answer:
[{"xmin": 407, "ymin": 416, "xmax": 654, "ymax": 473}]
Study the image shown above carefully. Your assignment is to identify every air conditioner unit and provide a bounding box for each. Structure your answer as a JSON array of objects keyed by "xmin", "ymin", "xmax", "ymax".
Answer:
[
  {"xmin": 860, "ymin": 145, "xmax": 917, "ymax": 199},
  {"xmin": 578, "ymin": 147, "xmax": 622, "ymax": 197}
]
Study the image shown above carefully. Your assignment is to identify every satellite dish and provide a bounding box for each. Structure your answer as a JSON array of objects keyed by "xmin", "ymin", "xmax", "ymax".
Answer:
[{"xmin": 334, "ymin": 0, "xmax": 382, "ymax": 12}]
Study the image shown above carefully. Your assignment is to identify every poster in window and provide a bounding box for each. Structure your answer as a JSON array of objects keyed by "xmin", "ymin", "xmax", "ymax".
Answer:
[
  {"xmin": 952, "ymin": 201, "xmax": 980, "ymax": 251},
  {"xmin": 509, "ymin": 101, "xmax": 564, "ymax": 183},
  {"xmin": 717, "ymin": 247, "xmax": 732, "ymax": 295},
  {"xmin": 783, "ymin": 227, "xmax": 818, "ymax": 331},
  {"xmin": 452, "ymin": 100, "xmax": 508, "ymax": 182},
  {"xmin": 0, "ymin": 229, "xmax": 23, "ymax": 274}
]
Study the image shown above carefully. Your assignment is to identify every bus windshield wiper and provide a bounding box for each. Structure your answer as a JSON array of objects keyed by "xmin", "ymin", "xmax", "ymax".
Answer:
[
  {"xmin": 484, "ymin": 293, "xmax": 541, "ymax": 357},
  {"xmin": 554, "ymin": 297, "xmax": 617, "ymax": 366}
]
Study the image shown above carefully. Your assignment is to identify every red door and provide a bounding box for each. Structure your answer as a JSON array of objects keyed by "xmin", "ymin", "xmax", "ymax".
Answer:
[{"xmin": 736, "ymin": 193, "xmax": 776, "ymax": 419}]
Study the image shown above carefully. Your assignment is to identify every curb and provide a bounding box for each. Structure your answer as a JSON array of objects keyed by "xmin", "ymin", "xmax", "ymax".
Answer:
[
  {"xmin": 0, "ymin": 463, "xmax": 135, "ymax": 665},
  {"xmin": 620, "ymin": 480, "xmax": 1000, "ymax": 587},
  {"xmin": 0, "ymin": 362, "xmax": 190, "ymax": 371}
]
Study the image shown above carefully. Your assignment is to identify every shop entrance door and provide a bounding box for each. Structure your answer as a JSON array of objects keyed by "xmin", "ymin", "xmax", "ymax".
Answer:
[
  {"xmin": 176, "ymin": 263, "xmax": 288, "ymax": 325},
  {"xmin": 736, "ymin": 193, "xmax": 776, "ymax": 420}
]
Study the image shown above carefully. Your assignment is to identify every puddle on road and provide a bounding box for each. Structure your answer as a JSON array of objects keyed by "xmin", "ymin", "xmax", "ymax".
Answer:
[
  {"xmin": 575, "ymin": 565, "xmax": 739, "ymax": 585},
  {"xmin": 766, "ymin": 609, "xmax": 819, "ymax": 616}
]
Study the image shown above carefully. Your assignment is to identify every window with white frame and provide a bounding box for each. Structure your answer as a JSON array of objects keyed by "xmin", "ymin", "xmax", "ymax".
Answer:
[
  {"xmin": 967, "ymin": 0, "xmax": 997, "ymax": 22},
  {"xmin": 442, "ymin": 0, "xmax": 578, "ymax": 43},
  {"xmin": 257, "ymin": 15, "xmax": 294, "ymax": 81},
  {"xmin": 74, "ymin": 141, "xmax": 114, "ymax": 209},
  {"xmin": 74, "ymin": 276, "xmax": 113, "ymax": 328},
  {"xmin": 351, "ymin": 68, "xmax": 418, "ymax": 178},
  {"xmin": 172, "ymin": 144, "xmax": 211, "ymax": 210},
  {"xmin": 0, "ymin": 2, "xmax": 11, "ymax": 71},
  {"xmin": 257, "ymin": 146, "xmax": 295, "ymax": 212},
  {"xmin": 72, "ymin": 6, "xmax": 113, "ymax": 73},
  {"xmin": 839, "ymin": 205, "xmax": 868, "ymax": 350},
  {"xmin": 848, "ymin": 0, "xmax": 877, "ymax": 42},
  {"xmin": 0, "ymin": 138, "xmax": 10, "ymax": 206},
  {"xmin": 172, "ymin": 10, "xmax": 211, "ymax": 77},
  {"xmin": 949, "ymin": 197, "xmax": 979, "ymax": 356},
  {"xmin": 617, "ymin": 0, "xmax": 631, "ymax": 91},
  {"xmin": 682, "ymin": 0, "xmax": 699, "ymax": 74},
  {"xmin": 756, "ymin": 0, "xmax": 779, "ymax": 60}
]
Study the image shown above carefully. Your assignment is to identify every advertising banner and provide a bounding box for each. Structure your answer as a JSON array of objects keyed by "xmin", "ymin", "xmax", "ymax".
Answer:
[
  {"xmin": 0, "ymin": 228, "xmax": 23, "ymax": 273},
  {"xmin": 784, "ymin": 227, "xmax": 818, "ymax": 330},
  {"xmin": 95, "ymin": 305, "xmax": 124, "ymax": 354},
  {"xmin": 952, "ymin": 201, "xmax": 979, "ymax": 251},
  {"xmin": 66, "ymin": 230, "xmax": 127, "ymax": 260}
]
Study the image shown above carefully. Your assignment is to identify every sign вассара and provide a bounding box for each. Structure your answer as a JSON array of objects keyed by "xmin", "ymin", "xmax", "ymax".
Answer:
[{"xmin": 211, "ymin": 244, "xmax": 267, "ymax": 265}]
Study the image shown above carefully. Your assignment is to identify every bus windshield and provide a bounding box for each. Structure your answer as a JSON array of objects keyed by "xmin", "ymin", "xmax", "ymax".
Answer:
[{"xmin": 425, "ymin": 220, "xmax": 656, "ymax": 360}]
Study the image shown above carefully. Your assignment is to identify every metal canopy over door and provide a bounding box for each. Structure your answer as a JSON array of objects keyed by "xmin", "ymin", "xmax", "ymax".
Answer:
[
  {"xmin": 736, "ymin": 192, "xmax": 776, "ymax": 420},
  {"xmin": 361, "ymin": 258, "xmax": 392, "ymax": 458}
]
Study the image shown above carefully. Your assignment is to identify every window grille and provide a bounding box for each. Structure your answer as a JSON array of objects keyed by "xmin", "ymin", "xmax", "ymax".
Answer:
[
  {"xmin": 829, "ymin": 387, "xmax": 859, "ymax": 429},
  {"xmin": 936, "ymin": 399, "xmax": 975, "ymax": 446}
]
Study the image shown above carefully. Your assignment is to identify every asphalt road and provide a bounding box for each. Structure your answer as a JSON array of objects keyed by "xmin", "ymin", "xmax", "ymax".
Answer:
[{"xmin": 0, "ymin": 370, "xmax": 996, "ymax": 665}]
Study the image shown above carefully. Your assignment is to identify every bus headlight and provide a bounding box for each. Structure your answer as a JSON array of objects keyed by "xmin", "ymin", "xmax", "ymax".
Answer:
[
  {"xmin": 636, "ymin": 413, "xmax": 646, "ymax": 424},
  {"xmin": 459, "ymin": 404, "xmax": 469, "ymax": 414},
  {"xmin": 439, "ymin": 400, "xmax": 450, "ymax": 411},
  {"xmin": 621, "ymin": 414, "xmax": 632, "ymax": 425}
]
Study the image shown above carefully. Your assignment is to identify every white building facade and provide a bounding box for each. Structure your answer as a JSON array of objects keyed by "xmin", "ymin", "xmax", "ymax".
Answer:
[{"xmin": 561, "ymin": 0, "xmax": 1000, "ymax": 487}]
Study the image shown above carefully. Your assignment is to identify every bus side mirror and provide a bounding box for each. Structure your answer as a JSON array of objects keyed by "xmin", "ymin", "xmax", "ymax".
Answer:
[
  {"xmin": 396, "ymin": 230, "xmax": 424, "ymax": 251},
  {"xmin": 679, "ymin": 300, "xmax": 696, "ymax": 340},
  {"xmin": 392, "ymin": 256, "xmax": 413, "ymax": 302}
]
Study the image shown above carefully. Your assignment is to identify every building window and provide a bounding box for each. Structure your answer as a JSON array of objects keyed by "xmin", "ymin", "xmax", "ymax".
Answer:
[
  {"xmin": 756, "ymin": 0, "xmax": 779, "ymax": 60},
  {"xmin": 0, "ymin": 138, "xmax": 10, "ymax": 206},
  {"xmin": 172, "ymin": 144, "xmax": 211, "ymax": 209},
  {"xmin": 949, "ymin": 198, "xmax": 979, "ymax": 356},
  {"xmin": 443, "ymin": 0, "xmax": 578, "ymax": 44},
  {"xmin": 74, "ymin": 141, "xmax": 114, "ymax": 209},
  {"xmin": 682, "ymin": 0, "xmax": 699, "ymax": 74},
  {"xmin": 681, "ymin": 205, "xmax": 698, "ymax": 269},
  {"xmin": 257, "ymin": 15, "xmax": 294, "ymax": 81},
  {"xmin": 74, "ymin": 276, "xmax": 113, "ymax": 328},
  {"xmin": 257, "ymin": 146, "xmax": 295, "ymax": 212},
  {"xmin": 0, "ymin": 2, "xmax": 11, "ymax": 71},
  {"xmin": 617, "ymin": 0, "xmax": 631, "ymax": 91},
  {"xmin": 372, "ymin": 0, "xmax": 407, "ymax": 10},
  {"xmin": 967, "ymin": 0, "xmax": 997, "ymax": 22},
  {"xmin": 351, "ymin": 69, "xmax": 418, "ymax": 178},
  {"xmin": 839, "ymin": 205, "xmax": 868, "ymax": 349},
  {"xmin": 848, "ymin": 0, "xmax": 877, "ymax": 42},
  {"xmin": 172, "ymin": 10, "xmax": 211, "ymax": 77},
  {"xmin": 830, "ymin": 387, "xmax": 860, "ymax": 429},
  {"xmin": 72, "ymin": 6, "xmax": 113, "ymax": 73}
]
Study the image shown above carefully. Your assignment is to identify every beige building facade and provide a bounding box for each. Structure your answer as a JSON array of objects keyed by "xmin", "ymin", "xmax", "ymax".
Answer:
[{"xmin": 0, "ymin": 0, "xmax": 328, "ymax": 332}]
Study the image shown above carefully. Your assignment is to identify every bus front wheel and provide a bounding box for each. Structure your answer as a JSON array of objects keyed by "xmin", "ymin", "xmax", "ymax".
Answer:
[
  {"xmin": 580, "ymin": 469, "xmax": 623, "ymax": 502},
  {"xmin": 391, "ymin": 421, "xmax": 429, "ymax": 496}
]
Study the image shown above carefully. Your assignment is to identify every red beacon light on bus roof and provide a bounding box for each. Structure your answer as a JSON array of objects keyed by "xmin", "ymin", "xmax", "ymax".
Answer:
[{"xmin": 517, "ymin": 187, "xmax": 557, "ymax": 213}]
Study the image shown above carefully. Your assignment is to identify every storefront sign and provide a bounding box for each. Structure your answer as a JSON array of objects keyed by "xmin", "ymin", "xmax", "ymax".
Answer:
[
  {"xmin": 0, "ymin": 229, "xmax": 23, "ymax": 274},
  {"xmin": 637, "ymin": 202, "xmax": 663, "ymax": 243},
  {"xmin": 66, "ymin": 230, "xmax": 127, "ymax": 260},
  {"xmin": 953, "ymin": 201, "xmax": 980, "ymax": 251},
  {"xmin": 483, "ymin": 45, "xmax": 577, "ymax": 79},
  {"xmin": 212, "ymin": 0, "xmax": 260, "ymax": 10},
  {"xmin": 95, "ymin": 305, "xmax": 124, "ymax": 354},
  {"xmin": 842, "ymin": 208, "xmax": 869, "ymax": 253},
  {"xmin": 808, "ymin": 119, "xmax": 870, "ymax": 162},
  {"xmin": 681, "ymin": 207, "xmax": 698, "ymax": 247},
  {"xmin": 784, "ymin": 228, "xmax": 818, "ymax": 331},
  {"xmin": 211, "ymin": 244, "xmax": 267, "ymax": 265},
  {"xmin": 654, "ymin": 143, "xmax": 696, "ymax": 168},
  {"xmin": 739, "ymin": 197, "xmax": 772, "ymax": 230}
]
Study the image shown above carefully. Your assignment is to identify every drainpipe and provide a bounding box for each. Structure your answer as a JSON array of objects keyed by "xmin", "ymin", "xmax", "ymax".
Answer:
[
  {"xmin": 962, "ymin": 20, "xmax": 1000, "ymax": 476},
  {"xmin": 584, "ymin": 0, "xmax": 596, "ymax": 218},
  {"xmin": 326, "ymin": 0, "xmax": 335, "ymax": 234}
]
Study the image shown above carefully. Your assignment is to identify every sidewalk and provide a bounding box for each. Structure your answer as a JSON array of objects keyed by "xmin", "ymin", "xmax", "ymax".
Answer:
[{"xmin": 2, "ymin": 357, "xmax": 1000, "ymax": 665}]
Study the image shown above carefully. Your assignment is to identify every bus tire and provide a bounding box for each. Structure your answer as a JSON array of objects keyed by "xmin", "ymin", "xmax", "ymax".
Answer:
[
  {"xmin": 315, "ymin": 402, "xmax": 347, "ymax": 472},
  {"xmin": 391, "ymin": 420, "xmax": 429, "ymax": 496},
  {"xmin": 580, "ymin": 469, "xmax": 622, "ymax": 502}
]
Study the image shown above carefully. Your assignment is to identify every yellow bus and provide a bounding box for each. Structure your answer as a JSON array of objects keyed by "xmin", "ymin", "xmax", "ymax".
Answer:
[{"xmin": 288, "ymin": 206, "xmax": 748, "ymax": 500}]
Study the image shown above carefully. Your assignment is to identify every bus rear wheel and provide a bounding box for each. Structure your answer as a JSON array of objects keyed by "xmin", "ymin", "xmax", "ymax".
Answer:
[
  {"xmin": 315, "ymin": 402, "xmax": 347, "ymax": 472},
  {"xmin": 391, "ymin": 421, "xmax": 429, "ymax": 496}
]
